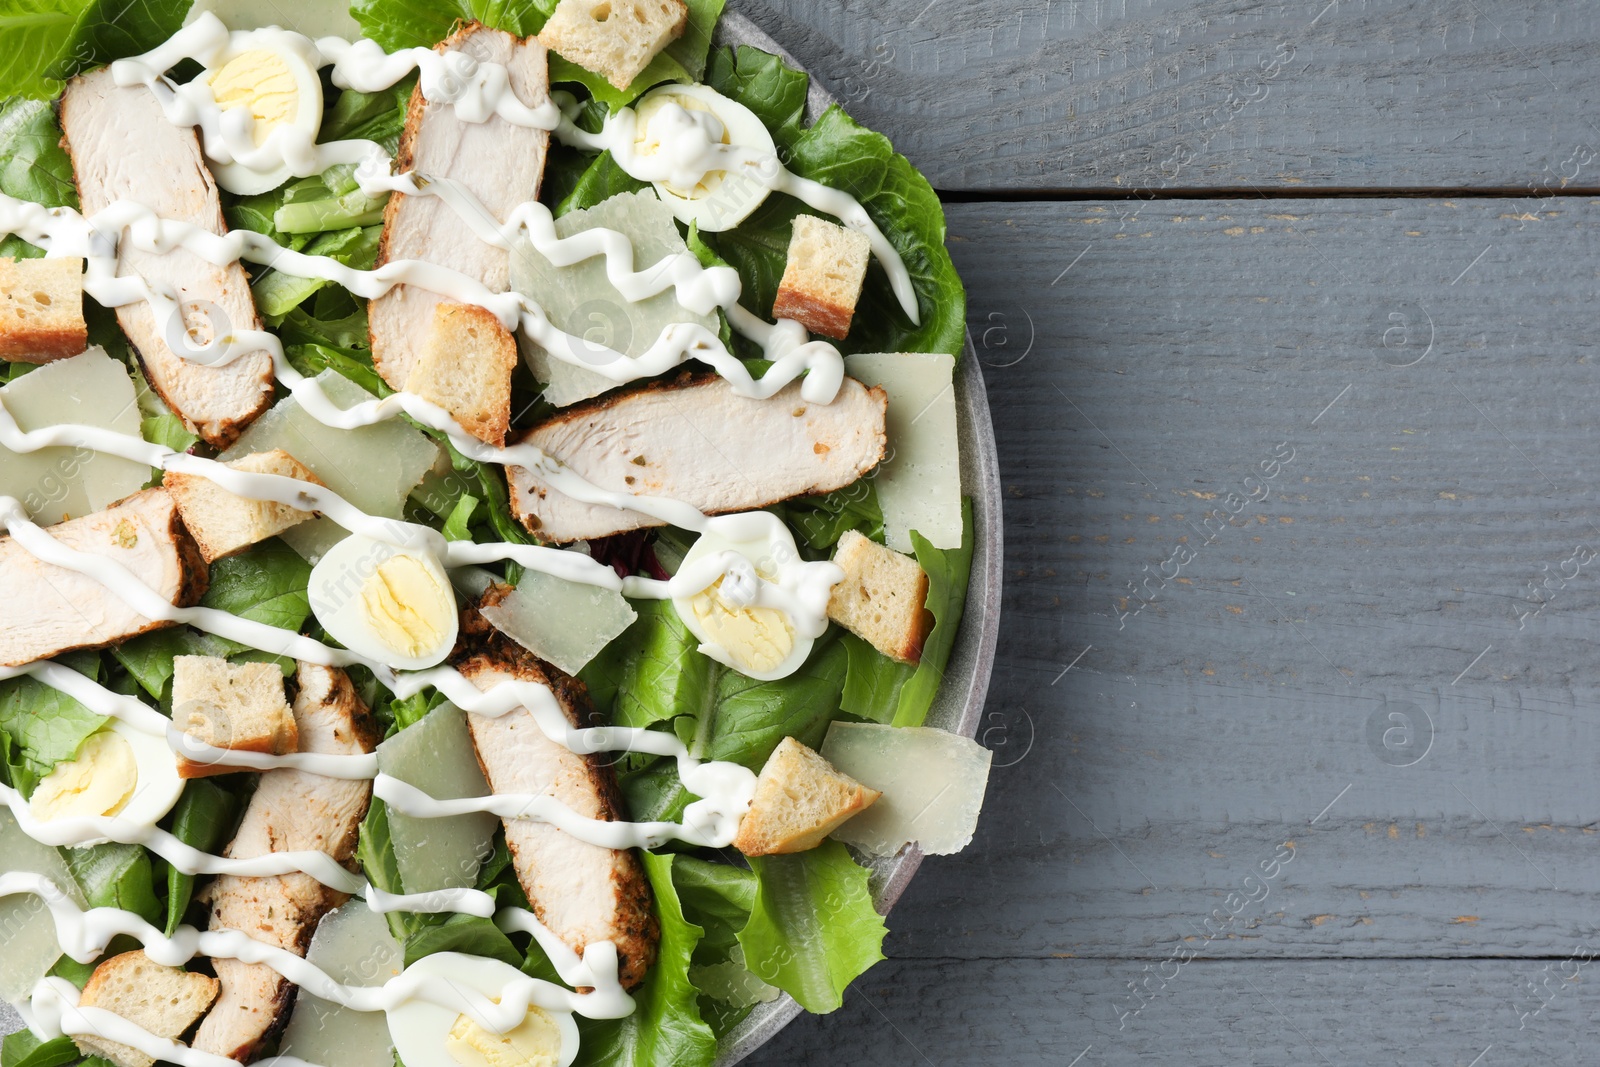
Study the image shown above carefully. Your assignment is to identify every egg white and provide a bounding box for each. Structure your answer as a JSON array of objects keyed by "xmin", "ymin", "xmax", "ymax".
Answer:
[
  {"xmin": 385, "ymin": 952, "xmax": 579, "ymax": 1067},
  {"xmin": 202, "ymin": 27, "xmax": 325, "ymax": 195},
  {"xmin": 634, "ymin": 83, "xmax": 777, "ymax": 232},
  {"xmin": 308, "ymin": 534, "xmax": 459, "ymax": 670},
  {"xmin": 671, "ymin": 513, "xmax": 815, "ymax": 681}
]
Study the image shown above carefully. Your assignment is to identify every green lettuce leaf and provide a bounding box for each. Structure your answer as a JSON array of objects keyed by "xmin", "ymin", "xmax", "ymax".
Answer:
[
  {"xmin": 0, "ymin": 97, "xmax": 76, "ymax": 259},
  {"xmin": 165, "ymin": 779, "xmax": 240, "ymax": 935},
  {"xmin": 66, "ymin": 842, "xmax": 162, "ymax": 927},
  {"xmin": 255, "ymin": 225, "xmax": 382, "ymax": 317},
  {"xmin": 574, "ymin": 851, "xmax": 716, "ymax": 1067},
  {"xmin": 0, "ymin": 671, "xmax": 106, "ymax": 779},
  {"xmin": 782, "ymin": 478, "xmax": 884, "ymax": 553},
  {"xmin": 0, "ymin": 1029, "xmax": 80, "ymax": 1067},
  {"xmin": 705, "ymin": 46, "xmax": 966, "ymax": 358},
  {"xmin": 350, "ymin": 0, "xmax": 555, "ymax": 51},
  {"xmin": 1, "ymin": 0, "xmax": 184, "ymax": 101},
  {"xmin": 737, "ymin": 839, "xmax": 886, "ymax": 1013},
  {"xmin": 839, "ymin": 499, "xmax": 974, "ymax": 727},
  {"xmin": 547, "ymin": 0, "xmax": 725, "ymax": 107},
  {"xmin": 580, "ymin": 599, "xmax": 712, "ymax": 731},
  {"xmin": 200, "ymin": 539, "xmax": 314, "ymax": 633},
  {"xmin": 110, "ymin": 627, "xmax": 232, "ymax": 702},
  {"xmin": 673, "ymin": 855, "xmax": 755, "ymax": 962},
  {"xmin": 555, "ymin": 151, "xmax": 649, "ymax": 218}
]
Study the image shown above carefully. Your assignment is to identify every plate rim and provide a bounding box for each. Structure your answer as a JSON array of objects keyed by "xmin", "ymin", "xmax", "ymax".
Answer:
[{"xmin": 710, "ymin": 11, "xmax": 1004, "ymax": 1063}]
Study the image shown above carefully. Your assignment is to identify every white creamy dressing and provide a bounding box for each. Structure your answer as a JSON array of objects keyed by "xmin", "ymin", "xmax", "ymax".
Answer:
[
  {"xmin": 0, "ymin": 871, "xmax": 634, "ymax": 1040},
  {"xmin": 0, "ymin": 12, "xmax": 918, "ymax": 1056}
]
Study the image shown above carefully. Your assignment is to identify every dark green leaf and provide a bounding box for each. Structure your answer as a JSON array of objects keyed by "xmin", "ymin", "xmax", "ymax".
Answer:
[
  {"xmin": 110, "ymin": 627, "xmax": 220, "ymax": 701},
  {"xmin": 45, "ymin": 952, "xmax": 94, "ymax": 988},
  {"xmin": 546, "ymin": 0, "xmax": 723, "ymax": 106},
  {"xmin": 699, "ymin": 635, "xmax": 849, "ymax": 771},
  {"xmin": 254, "ymin": 226, "xmax": 381, "ymax": 316},
  {"xmin": 0, "ymin": 674, "xmax": 106, "ymax": 778},
  {"xmin": 0, "ymin": 1030, "xmax": 79, "ymax": 1067},
  {"xmin": 889, "ymin": 499, "xmax": 974, "ymax": 727},
  {"xmin": 357, "ymin": 797, "xmax": 420, "ymax": 944},
  {"xmin": 402, "ymin": 910, "xmax": 523, "ymax": 968},
  {"xmin": 737, "ymin": 840, "xmax": 886, "ymax": 1013},
  {"xmin": 350, "ymin": 0, "xmax": 556, "ymax": 51},
  {"xmin": 165, "ymin": 779, "xmax": 240, "ymax": 935},
  {"xmin": 673, "ymin": 855, "xmax": 755, "ymax": 962},
  {"xmin": 65, "ymin": 842, "xmax": 162, "ymax": 927},
  {"xmin": 200, "ymin": 539, "xmax": 314, "ymax": 633},
  {"xmin": 580, "ymin": 600, "xmax": 712, "ymax": 731},
  {"xmin": 555, "ymin": 151, "xmax": 650, "ymax": 218},
  {"xmin": 0, "ymin": 98, "xmax": 77, "ymax": 216},
  {"xmin": 783, "ymin": 478, "xmax": 884, "ymax": 552},
  {"xmin": 574, "ymin": 851, "xmax": 716, "ymax": 1067},
  {"xmin": 838, "ymin": 632, "xmax": 912, "ymax": 724},
  {"xmin": 706, "ymin": 47, "xmax": 967, "ymax": 358},
  {"xmin": 47, "ymin": 0, "xmax": 189, "ymax": 82},
  {"xmin": 285, "ymin": 343, "xmax": 389, "ymax": 396}
]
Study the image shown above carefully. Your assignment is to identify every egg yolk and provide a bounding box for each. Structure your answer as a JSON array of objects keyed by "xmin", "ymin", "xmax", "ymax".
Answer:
[
  {"xmin": 445, "ymin": 1004, "xmax": 563, "ymax": 1067},
  {"xmin": 360, "ymin": 554, "xmax": 454, "ymax": 659},
  {"xmin": 30, "ymin": 730, "xmax": 137, "ymax": 822},
  {"xmin": 690, "ymin": 576, "xmax": 796, "ymax": 675},
  {"xmin": 208, "ymin": 49, "xmax": 300, "ymax": 146}
]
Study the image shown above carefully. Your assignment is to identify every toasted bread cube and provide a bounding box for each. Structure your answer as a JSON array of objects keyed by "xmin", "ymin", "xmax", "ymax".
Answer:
[
  {"xmin": 733, "ymin": 737, "xmax": 881, "ymax": 856},
  {"xmin": 164, "ymin": 449, "xmax": 324, "ymax": 564},
  {"xmin": 771, "ymin": 216, "xmax": 871, "ymax": 340},
  {"xmin": 537, "ymin": 0, "xmax": 689, "ymax": 90},
  {"xmin": 172, "ymin": 655, "xmax": 297, "ymax": 778},
  {"xmin": 827, "ymin": 530, "xmax": 932, "ymax": 664},
  {"xmin": 74, "ymin": 950, "xmax": 220, "ymax": 1067},
  {"xmin": 406, "ymin": 303, "xmax": 517, "ymax": 446},
  {"xmin": 0, "ymin": 256, "xmax": 87, "ymax": 362}
]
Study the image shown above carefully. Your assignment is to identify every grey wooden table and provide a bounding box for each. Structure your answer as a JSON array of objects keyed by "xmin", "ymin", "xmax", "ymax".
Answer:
[{"xmin": 733, "ymin": 1, "xmax": 1600, "ymax": 1063}]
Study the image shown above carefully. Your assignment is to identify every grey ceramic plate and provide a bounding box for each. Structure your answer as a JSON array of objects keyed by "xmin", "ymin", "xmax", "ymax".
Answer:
[
  {"xmin": 711, "ymin": 14, "xmax": 1003, "ymax": 1063},
  {"xmin": 0, "ymin": 14, "xmax": 1005, "ymax": 1062}
]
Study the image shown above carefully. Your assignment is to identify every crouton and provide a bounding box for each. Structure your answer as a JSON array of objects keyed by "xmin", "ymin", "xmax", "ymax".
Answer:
[
  {"xmin": 405, "ymin": 302, "xmax": 518, "ymax": 446},
  {"xmin": 0, "ymin": 257, "xmax": 87, "ymax": 362},
  {"xmin": 827, "ymin": 530, "xmax": 932, "ymax": 664},
  {"xmin": 74, "ymin": 950, "xmax": 219, "ymax": 1067},
  {"xmin": 771, "ymin": 215, "xmax": 872, "ymax": 340},
  {"xmin": 537, "ymin": 0, "xmax": 689, "ymax": 90},
  {"xmin": 164, "ymin": 450, "xmax": 324, "ymax": 563},
  {"xmin": 172, "ymin": 655, "xmax": 298, "ymax": 778},
  {"xmin": 734, "ymin": 737, "xmax": 880, "ymax": 856}
]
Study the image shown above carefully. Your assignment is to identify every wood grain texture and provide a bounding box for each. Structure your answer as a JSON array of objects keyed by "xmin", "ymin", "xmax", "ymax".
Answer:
[
  {"xmin": 728, "ymin": 0, "xmax": 1600, "ymax": 193},
  {"xmin": 749, "ymin": 196, "xmax": 1600, "ymax": 1062},
  {"xmin": 746, "ymin": 958, "xmax": 1600, "ymax": 1065}
]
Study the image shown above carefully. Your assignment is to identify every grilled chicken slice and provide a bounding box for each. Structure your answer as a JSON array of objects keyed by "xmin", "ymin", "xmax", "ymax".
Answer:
[
  {"xmin": 454, "ymin": 604, "xmax": 659, "ymax": 990},
  {"xmin": 506, "ymin": 373, "xmax": 888, "ymax": 543},
  {"xmin": 369, "ymin": 23, "xmax": 550, "ymax": 391},
  {"xmin": 59, "ymin": 68, "xmax": 274, "ymax": 448},
  {"xmin": 0, "ymin": 488, "xmax": 207, "ymax": 667},
  {"xmin": 192, "ymin": 664, "xmax": 379, "ymax": 1063}
]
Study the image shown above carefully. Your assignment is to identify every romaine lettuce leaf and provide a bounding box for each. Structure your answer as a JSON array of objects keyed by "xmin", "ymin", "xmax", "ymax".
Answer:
[
  {"xmin": 840, "ymin": 498, "xmax": 975, "ymax": 728},
  {"xmin": 737, "ymin": 839, "xmax": 886, "ymax": 1014},
  {"xmin": 547, "ymin": 0, "xmax": 724, "ymax": 108},
  {"xmin": 350, "ymin": 0, "xmax": 555, "ymax": 51},
  {"xmin": 705, "ymin": 46, "xmax": 966, "ymax": 359},
  {"xmin": 0, "ymin": 1029, "xmax": 80, "ymax": 1067},
  {"xmin": 0, "ymin": 0, "xmax": 185, "ymax": 101},
  {"xmin": 165, "ymin": 778, "xmax": 240, "ymax": 935},
  {"xmin": 200, "ymin": 539, "xmax": 314, "ymax": 633},
  {"xmin": 0, "ymin": 98, "xmax": 76, "ymax": 260},
  {"xmin": 580, "ymin": 600, "xmax": 712, "ymax": 731},
  {"xmin": 0, "ymin": 671, "xmax": 106, "ymax": 779},
  {"xmin": 66, "ymin": 842, "xmax": 162, "ymax": 927},
  {"xmin": 573, "ymin": 851, "xmax": 716, "ymax": 1067}
]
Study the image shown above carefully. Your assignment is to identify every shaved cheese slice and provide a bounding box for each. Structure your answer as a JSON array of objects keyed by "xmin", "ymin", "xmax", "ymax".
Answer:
[
  {"xmin": 0, "ymin": 809, "xmax": 88, "ymax": 1003},
  {"xmin": 278, "ymin": 899, "xmax": 399, "ymax": 1067},
  {"xmin": 375, "ymin": 703, "xmax": 497, "ymax": 893},
  {"xmin": 819, "ymin": 721, "xmax": 991, "ymax": 857},
  {"xmin": 842, "ymin": 353, "xmax": 962, "ymax": 552},
  {"xmin": 509, "ymin": 190, "xmax": 721, "ymax": 407},
  {"xmin": 0, "ymin": 347, "xmax": 150, "ymax": 525},
  {"xmin": 479, "ymin": 571, "xmax": 637, "ymax": 676},
  {"xmin": 185, "ymin": 0, "xmax": 362, "ymax": 38},
  {"xmin": 221, "ymin": 370, "xmax": 441, "ymax": 522}
]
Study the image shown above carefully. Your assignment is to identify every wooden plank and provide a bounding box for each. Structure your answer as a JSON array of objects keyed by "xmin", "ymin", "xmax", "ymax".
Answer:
[
  {"xmin": 848, "ymin": 197, "xmax": 1600, "ymax": 964},
  {"xmin": 729, "ymin": 0, "xmax": 1600, "ymax": 193},
  {"xmin": 744, "ymin": 958, "xmax": 1600, "ymax": 1065}
]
